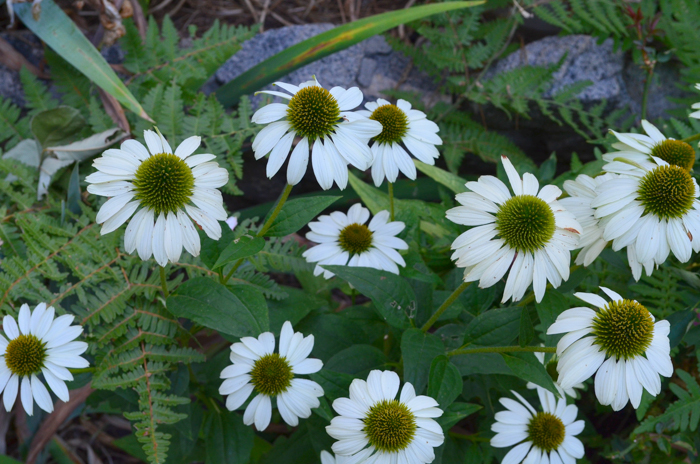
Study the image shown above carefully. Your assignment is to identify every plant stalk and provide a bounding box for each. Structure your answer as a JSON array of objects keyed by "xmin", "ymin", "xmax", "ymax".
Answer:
[
  {"xmin": 388, "ymin": 182, "xmax": 395, "ymax": 221},
  {"xmin": 682, "ymin": 133, "xmax": 700, "ymax": 144},
  {"xmin": 421, "ymin": 281, "xmax": 470, "ymax": 332},
  {"xmin": 159, "ymin": 266, "xmax": 169, "ymax": 298},
  {"xmin": 448, "ymin": 345, "xmax": 557, "ymax": 357}
]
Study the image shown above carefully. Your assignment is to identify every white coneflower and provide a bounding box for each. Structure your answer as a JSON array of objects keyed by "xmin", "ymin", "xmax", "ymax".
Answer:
[
  {"xmin": 604, "ymin": 120, "xmax": 695, "ymax": 172},
  {"xmin": 327, "ymin": 370, "xmax": 444, "ymax": 464},
  {"xmin": 691, "ymin": 84, "xmax": 700, "ymax": 120},
  {"xmin": 86, "ymin": 130, "xmax": 229, "ymax": 267},
  {"xmin": 491, "ymin": 389, "xmax": 584, "ymax": 464},
  {"xmin": 559, "ymin": 173, "xmax": 617, "ymax": 267},
  {"xmin": 0, "ymin": 303, "xmax": 88, "ymax": 415},
  {"xmin": 219, "ymin": 321, "xmax": 324, "ymax": 431},
  {"xmin": 595, "ymin": 157, "xmax": 700, "ymax": 280},
  {"xmin": 446, "ymin": 156, "xmax": 581, "ymax": 303},
  {"xmin": 547, "ymin": 287, "xmax": 672, "ymax": 411},
  {"xmin": 251, "ymin": 78, "xmax": 382, "ymax": 190},
  {"xmin": 354, "ymin": 98, "xmax": 442, "ymax": 187},
  {"xmin": 303, "ymin": 203, "xmax": 408, "ymax": 279},
  {"xmin": 526, "ymin": 349, "xmax": 583, "ymax": 399}
]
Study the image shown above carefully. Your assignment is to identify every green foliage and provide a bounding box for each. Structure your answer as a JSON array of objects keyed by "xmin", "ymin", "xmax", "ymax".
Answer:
[
  {"xmin": 635, "ymin": 370, "xmax": 700, "ymax": 434},
  {"xmin": 532, "ymin": 0, "xmax": 630, "ymax": 38}
]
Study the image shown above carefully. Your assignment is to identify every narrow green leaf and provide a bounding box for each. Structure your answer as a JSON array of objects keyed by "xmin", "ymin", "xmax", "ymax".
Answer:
[
  {"xmin": 216, "ymin": 1, "xmax": 483, "ymax": 106},
  {"xmin": 14, "ymin": 0, "xmax": 151, "ymax": 120},
  {"xmin": 213, "ymin": 235, "xmax": 266, "ymax": 269},
  {"xmin": 414, "ymin": 160, "xmax": 468, "ymax": 194},
  {"xmin": 265, "ymin": 195, "xmax": 341, "ymax": 237},
  {"xmin": 67, "ymin": 162, "xmax": 81, "ymax": 215},
  {"xmin": 428, "ymin": 355, "xmax": 462, "ymax": 410},
  {"xmin": 401, "ymin": 328, "xmax": 444, "ymax": 394},
  {"xmin": 167, "ymin": 278, "xmax": 269, "ymax": 337},
  {"xmin": 347, "ymin": 170, "xmax": 389, "ymax": 215},
  {"xmin": 501, "ymin": 352, "xmax": 559, "ymax": 397},
  {"xmin": 463, "ymin": 307, "xmax": 521, "ymax": 347},
  {"xmin": 322, "ymin": 265, "xmax": 415, "ymax": 329},
  {"xmin": 204, "ymin": 411, "xmax": 254, "ymax": 464}
]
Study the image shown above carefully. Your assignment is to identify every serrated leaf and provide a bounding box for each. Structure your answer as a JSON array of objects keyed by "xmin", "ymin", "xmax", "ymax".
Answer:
[
  {"xmin": 402, "ymin": 328, "xmax": 444, "ymax": 394},
  {"xmin": 428, "ymin": 355, "xmax": 462, "ymax": 409},
  {"xmin": 322, "ymin": 265, "xmax": 414, "ymax": 329},
  {"xmin": 463, "ymin": 306, "xmax": 520, "ymax": 347},
  {"xmin": 265, "ymin": 195, "xmax": 341, "ymax": 237},
  {"xmin": 167, "ymin": 278, "xmax": 269, "ymax": 337},
  {"xmin": 501, "ymin": 352, "xmax": 559, "ymax": 397},
  {"xmin": 213, "ymin": 235, "xmax": 266, "ymax": 270}
]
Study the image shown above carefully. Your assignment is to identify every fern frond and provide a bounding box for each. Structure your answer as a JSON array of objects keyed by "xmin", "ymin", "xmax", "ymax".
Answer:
[{"xmin": 635, "ymin": 370, "xmax": 700, "ymax": 434}]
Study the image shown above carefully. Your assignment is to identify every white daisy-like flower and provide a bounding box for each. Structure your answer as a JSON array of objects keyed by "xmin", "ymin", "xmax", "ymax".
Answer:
[
  {"xmin": 251, "ymin": 78, "xmax": 382, "ymax": 190},
  {"xmin": 603, "ymin": 120, "xmax": 695, "ymax": 172},
  {"xmin": 526, "ymin": 349, "xmax": 582, "ymax": 399},
  {"xmin": 354, "ymin": 98, "xmax": 442, "ymax": 187},
  {"xmin": 219, "ymin": 321, "xmax": 324, "ymax": 431},
  {"xmin": 691, "ymin": 84, "xmax": 700, "ymax": 120},
  {"xmin": 594, "ymin": 157, "xmax": 700, "ymax": 280},
  {"xmin": 86, "ymin": 129, "xmax": 229, "ymax": 267},
  {"xmin": 547, "ymin": 287, "xmax": 672, "ymax": 411},
  {"xmin": 327, "ymin": 370, "xmax": 444, "ymax": 464},
  {"xmin": 320, "ymin": 451, "xmax": 351, "ymax": 464},
  {"xmin": 446, "ymin": 156, "xmax": 581, "ymax": 303},
  {"xmin": 303, "ymin": 203, "xmax": 408, "ymax": 279},
  {"xmin": 0, "ymin": 303, "xmax": 89, "ymax": 415},
  {"xmin": 559, "ymin": 173, "xmax": 617, "ymax": 267},
  {"xmin": 491, "ymin": 389, "xmax": 584, "ymax": 464}
]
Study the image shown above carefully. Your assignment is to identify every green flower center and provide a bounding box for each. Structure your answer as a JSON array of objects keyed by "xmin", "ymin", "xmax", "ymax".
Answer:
[
  {"xmin": 5, "ymin": 334, "xmax": 46, "ymax": 377},
  {"xmin": 637, "ymin": 165, "xmax": 695, "ymax": 220},
  {"xmin": 591, "ymin": 299, "xmax": 654, "ymax": 360},
  {"xmin": 132, "ymin": 153, "xmax": 195, "ymax": 216},
  {"xmin": 528, "ymin": 412, "xmax": 565, "ymax": 452},
  {"xmin": 286, "ymin": 86, "xmax": 340, "ymax": 141},
  {"xmin": 338, "ymin": 223, "xmax": 373, "ymax": 254},
  {"xmin": 363, "ymin": 399, "xmax": 417, "ymax": 452},
  {"xmin": 495, "ymin": 195, "xmax": 556, "ymax": 252},
  {"xmin": 650, "ymin": 139, "xmax": 695, "ymax": 171},
  {"xmin": 250, "ymin": 353, "xmax": 293, "ymax": 396},
  {"xmin": 545, "ymin": 359, "xmax": 559, "ymax": 383},
  {"xmin": 370, "ymin": 104, "xmax": 409, "ymax": 144}
]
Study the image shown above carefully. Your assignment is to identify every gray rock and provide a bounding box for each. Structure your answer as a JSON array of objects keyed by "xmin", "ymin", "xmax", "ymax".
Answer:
[
  {"xmin": 213, "ymin": 23, "xmax": 444, "ymax": 109},
  {"xmin": 0, "ymin": 31, "xmax": 44, "ymax": 107}
]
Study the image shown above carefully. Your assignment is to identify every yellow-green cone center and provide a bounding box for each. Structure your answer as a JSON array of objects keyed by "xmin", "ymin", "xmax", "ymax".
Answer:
[
  {"xmin": 370, "ymin": 104, "xmax": 409, "ymax": 144},
  {"xmin": 5, "ymin": 334, "xmax": 46, "ymax": 376},
  {"xmin": 495, "ymin": 195, "xmax": 556, "ymax": 253},
  {"xmin": 250, "ymin": 353, "xmax": 293, "ymax": 396},
  {"xmin": 637, "ymin": 165, "xmax": 696, "ymax": 220},
  {"xmin": 591, "ymin": 299, "xmax": 654, "ymax": 360},
  {"xmin": 132, "ymin": 153, "xmax": 195, "ymax": 216},
  {"xmin": 338, "ymin": 223, "xmax": 373, "ymax": 254},
  {"xmin": 650, "ymin": 139, "xmax": 695, "ymax": 171},
  {"xmin": 363, "ymin": 399, "xmax": 417, "ymax": 452},
  {"xmin": 528, "ymin": 412, "xmax": 565, "ymax": 452},
  {"xmin": 286, "ymin": 86, "xmax": 340, "ymax": 141}
]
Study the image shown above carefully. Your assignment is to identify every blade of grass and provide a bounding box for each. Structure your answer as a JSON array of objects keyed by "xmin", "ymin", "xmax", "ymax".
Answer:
[
  {"xmin": 215, "ymin": 1, "xmax": 483, "ymax": 106},
  {"xmin": 14, "ymin": 0, "xmax": 152, "ymax": 121}
]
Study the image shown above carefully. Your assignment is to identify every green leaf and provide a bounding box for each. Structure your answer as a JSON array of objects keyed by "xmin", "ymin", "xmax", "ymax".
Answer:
[
  {"xmin": 204, "ymin": 411, "xmax": 254, "ymax": 464},
  {"xmin": 322, "ymin": 265, "xmax": 415, "ymax": 329},
  {"xmin": 31, "ymin": 106, "xmax": 86, "ymax": 148},
  {"xmin": 311, "ymin": 370, "xmax": 355, "ymax": 403},
  {"xmin": 0, "ymin": 456, "xmax": 25, "ymax": 464},
  {"xmin": 14, "ymin": 0, "xmax": 150, "ymax": 120},
  {"xmin": 401, "ymin": 328, "xmax": 444, "ymax": 394},
  {"xmin": 414, "ymin": 160, "xmax": 468, "ymax": 194},
  {"xmin": 265, "ymin": 195, "xmax": 341, "ymax": 237},
  {"xmin": 216, "ymin": 1, "xmax": 484, "ymax": 106},
  {"xmin": 213, "ymin": 235, "xmax": 266, "ymax": 270},
  {"xmin": 167, "ymin": 278, "xmax": 269, "ymax": 337},
  {"xmin": 519, "ymin": 308, "xmax": 535, "ymax": 347},
  {"xmin": 325, "ymin": 344, "xmax": 387, "ymax": 377},
  {"xmin": 67, "ymin": 162, "xmax": 81, "ymax": 215},
  {"xmin": 501, "ymin": 352, "xmax": 559, "ymax": 397},
  {"xmin": 428, "ymin": 356, "xmax": 462, "ymax": 410},
  {"xmin": 463, "ymin": 307, "xmax": 521, "ymax": 347},
  {"xmin": 347, "ymin": 170, "xmax": 389, "ymax": 215},
  {"xmin": 436, "ymin": 402, "xmax": 482, "ymax": 430}
]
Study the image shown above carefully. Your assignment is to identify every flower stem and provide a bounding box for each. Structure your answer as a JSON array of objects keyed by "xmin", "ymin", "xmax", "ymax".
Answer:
[
  {"xmin": 388, "ymin": 182, "xmax": 395, "ymax": 221},
  {"xmin": 641, "ymin": 66, "xmax": 654, "ymax": 121},
  {"xmin": 159, "ymin": 266, "xmax": 169, "ymax": 298},
  {"xmin": 258, "ymin": 183, "xmax": 293, "ymax": 237},
  {"xmin": 682, "ymin": 133, "xmax": 700, "ymax": 144},
  {"xmin": 421, "ymin": 281, "xmax": 470, "ymax": 332},
  {"xmin": 448, "ymin": 345, "xmax": 556, "ymax": 357},
  {"xmin": 221, "ymin": 184, "xmax": 293, "ymax": 285}
]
